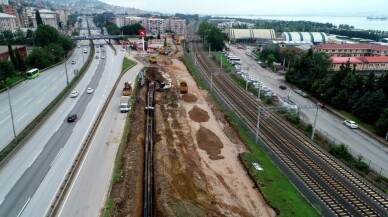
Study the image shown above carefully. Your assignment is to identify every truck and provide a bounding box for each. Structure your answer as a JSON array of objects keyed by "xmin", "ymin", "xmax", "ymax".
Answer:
[
  {"xmin": 120, "ymin": 96, "xmax": 131, "ymax": 113},
  {"xmin": 122, "ymin": 81, "xmax": 132, "ymax": 96}
]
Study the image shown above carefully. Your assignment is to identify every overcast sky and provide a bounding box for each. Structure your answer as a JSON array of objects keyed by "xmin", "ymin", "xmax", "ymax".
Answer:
[{"xmin": 100, "ymin": 0, "xmax": 388, "ymax": 15}]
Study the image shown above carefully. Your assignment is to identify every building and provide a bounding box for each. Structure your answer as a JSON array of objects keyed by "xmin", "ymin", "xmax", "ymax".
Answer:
[
  {"xmin": 147, "ymin": 18, "xmax": 165, "ymax": 35},
  {"xmin": 55, "ymin": 9, "xmax": 69, "ymax": 28},
  {"xmin": 112, "ymin": 15, "xmax": 126, "ymax": 28},
  {"xmin": 331, "ymin": 56, "xmax": 388, "ymax": 72},
  {"xmin": 314, "ymin": 44, "xmax": 388, "ymax": 57},
  {"xmin": 1, "ymin": 4, "xmax": 21, "ymax": 27},
  {"xmin": 166, "ymin": 18, "xmax": 186, "ymax": 35},
  {"xmin": 0, "ymin": 0, "xmax": 9, "ymax": 5},
  {"xmin": 124, "ymin": 16, "xmax": 143, "ymax": 26},
  {"xmin": 282, "ymin": 32, "xmax": 328, "ymax": 44},
  {"xmin": 228, "ymin": 29, "xmax": 276, "ymax": 43},
  {"xmin": 0, "ymin": 12, "xmax": 16, "ymax": 31},
  {"xmin": 31, "ymin": 9, "xmax": 58, "ymax": 29},
  {"xmin": 0, "ymin": 45, "xmax": 27, "ymax": 62}
]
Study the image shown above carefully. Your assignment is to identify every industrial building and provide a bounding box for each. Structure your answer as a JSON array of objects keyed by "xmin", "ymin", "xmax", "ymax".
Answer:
[
  {"xmin": 282, "ymin": 32, "xmax": 328, "ymax": 44},
  {"xmin": 227, "ymin": 29, "xmax": 276, "ymax": 43}
]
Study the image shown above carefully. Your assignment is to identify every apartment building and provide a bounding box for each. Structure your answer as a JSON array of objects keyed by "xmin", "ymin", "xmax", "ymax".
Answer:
[
  {"xmin": 1, "ymin": 4, "xmax": 20, "ymax": 27},
  {"xmin": 166, "ymin": 18, "xmax": 186, "ymax": 35},
  {"xmin": 314, "ymin": 43, "xmax": 388, "ymax": 57},
  {"xmin": 0, "ymin": 12, "xmax": 16, "ymax": 31},
  {"xmin": 147, "ymin": 18, "xmax": 165, "ymax": 35},
  {"xmin": 31, "ymin": 9, "xmax": 58, "ymax": 29}
]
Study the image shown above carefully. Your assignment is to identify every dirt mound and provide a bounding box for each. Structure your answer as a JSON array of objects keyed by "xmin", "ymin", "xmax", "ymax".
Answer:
[
  {"xmin": 157, "ymin": 58, "xmax": 172, "ymax": 66},
  {"xmin": 188, "ymin": 106, "xmax": 209, "ymax": 123},
  {"xmin": 196, "ymin": 126, "xmax": 224, "ymax": 160},
  {"xmin": 182, "ymin": 93, "xmax": 198, "ymax": 103}
]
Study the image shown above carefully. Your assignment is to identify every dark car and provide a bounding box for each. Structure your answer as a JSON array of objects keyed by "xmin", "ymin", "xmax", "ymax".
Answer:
[
  {"xmin": 67, "ymin": 114, "xmax": 77, "ymax": 122},
  {"xmin": 279, "ymin": 84, "xmax": 287, "ymax": 90}
]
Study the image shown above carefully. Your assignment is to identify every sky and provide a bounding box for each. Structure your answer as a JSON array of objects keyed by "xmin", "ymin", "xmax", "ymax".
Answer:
[{"xmin": 100, "ymin": 0, "xmax": 388, "ymax": 16}]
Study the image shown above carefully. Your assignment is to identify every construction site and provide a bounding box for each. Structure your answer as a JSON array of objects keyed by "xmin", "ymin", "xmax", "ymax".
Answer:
[{"xmin": 108, "ymin": 39, "xmax": 276, "ymax": 216}]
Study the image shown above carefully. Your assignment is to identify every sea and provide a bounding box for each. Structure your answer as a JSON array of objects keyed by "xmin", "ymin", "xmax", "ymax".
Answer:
[{"xmin": 221, "ymin": 15, "xmax": 388, "ymax": 31}]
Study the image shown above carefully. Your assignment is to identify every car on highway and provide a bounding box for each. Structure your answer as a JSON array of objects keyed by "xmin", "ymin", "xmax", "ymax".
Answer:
[
  {"xmin": 101, "ymin": 56, "xmax": 106, "ymax": 59},
  {"xmin": 71, "ymin": 60, "xmax": 76, "ymax": 64},
  {"xmin": 70, "ymin": 91, "xmax": 79, "ymax": 98},
  {"xmin": 86, "ymin": 87, "xmax": 94, "ymax": 94},
  {"xmin": 279, "ymin": 84, "xmax": 287, "ymax": 90},
  {"xmin": 67, "ymin": 114, "xmax": 78, "ymax": 122},
  {"xmin": 344, "ymin": 120, "xmax": 358, "ymax": 129},
  {"xmin": 77, "ymin": 45, "xmax": 80, "ymax": 48}
]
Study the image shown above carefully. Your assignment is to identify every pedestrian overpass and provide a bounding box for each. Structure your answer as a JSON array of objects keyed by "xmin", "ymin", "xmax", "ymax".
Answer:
[{"xmin": 71, "ymin": 35, "xmax": 125, "ymax": 43}]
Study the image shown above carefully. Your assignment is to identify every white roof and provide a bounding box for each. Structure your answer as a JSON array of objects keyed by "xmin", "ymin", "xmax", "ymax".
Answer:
[
  {"xmin": 39, "ymin": 9, "xmax": 56, "ymax": 14},
  {"xmin": 0, "ymin": 13, "xmax": 16, "ymax": 18}
]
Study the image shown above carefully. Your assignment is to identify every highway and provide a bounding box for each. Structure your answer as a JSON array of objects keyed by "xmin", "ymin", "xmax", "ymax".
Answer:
[
  {"xmin": 228, "ymin": 44, "xmax": 388, "ymax": 177},
  {"xmin": 0, "ymin": 20, "xmax": 124, "ymax": 215},
  {"xmin": 57, "ymin": 51, "xmax": 142, "ymax": 217},
  {"xmin": 0, "ymin": 38, "xmax": 90, "ymax": 151}
]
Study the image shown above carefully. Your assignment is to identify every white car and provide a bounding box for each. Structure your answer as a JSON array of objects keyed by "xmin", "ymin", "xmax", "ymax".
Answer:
[
  {"xmin": 101, "ymin": 56, "xmax": 106, "ymax": 59},
  {"xmin": 71, "ymin": 60, "xmax": 76, "ymax": 64},
  {"xmin": 344, "ymin": 120, "xmax": 358, "ymax": 129},
  {"xmin": 86, "ymin": 87, "xmax": 94, "ymax": 94},
  {"xmin": 70, "ymin": 91, "xmax": 79, "ymax": 98}
]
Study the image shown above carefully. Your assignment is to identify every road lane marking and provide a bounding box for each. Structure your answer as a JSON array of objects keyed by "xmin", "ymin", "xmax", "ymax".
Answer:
[
  {"xmin": 16, "ymin": 113, "xmax": 27, "ymax": 123},
  {"xmin": 41, "ymin": 86, "xmax": 48, "ymax": 92},
  {"xmin": 17, "ymin": 197, "xmax": 31, "ymax": 217},
  {"xmin": 0, "ymin": 116, "xmax": 10, "ymax": 125},
  {"xmin": 0, "ymin": 198, "xmax": 4, "ymax": 206},
  {"xmin": 23, "ymin": 98, "xmax": 33, "ymax": 106},
  {"xmin": 28, "ymin": 152, "xmax": 40, "ymax": 168},
  {"xmin": 37, "ymin": 97, "xmax": 46, "ymax": 104},
  {"xmin": 51, "ymin": 148, "xmax": 63, "ymax": 167}
]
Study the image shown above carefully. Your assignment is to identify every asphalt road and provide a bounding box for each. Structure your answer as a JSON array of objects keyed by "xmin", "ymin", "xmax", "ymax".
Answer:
[
  {"xmin": 0, "ymin": 40, "xmax": 91, "ymax": 151},
  {"xmin": 58, "ymin": 51, "xmax": 143, "ymax": 217},
  {"xmin": 228, "ymin": 44, "xmax": 388, "ymax": 177},
  {"xmin": 0, "ymin": 28, "xmax": 119, "ymax": 217}
]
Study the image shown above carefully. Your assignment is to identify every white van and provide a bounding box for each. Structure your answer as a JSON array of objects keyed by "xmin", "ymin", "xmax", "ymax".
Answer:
[{"xmin": 83, "ymin": 49, "xmax": 87, "ymax": 53}]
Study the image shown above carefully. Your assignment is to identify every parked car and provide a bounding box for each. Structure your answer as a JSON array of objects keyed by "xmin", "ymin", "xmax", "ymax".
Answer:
[
  {"xmin": 272, "ymin": 95, "xmax": 280, "ymax": 102},
  {"xmin": 279, "ymin": 84, "xmax": 287, "ymax": 90},
  {"xmin": 70, "ymin": 91, "xmax": 79, "ymax": 98},
  {"xmin": 294, "ymin": 89, "xmax": 302, "ymax": 94},
  {"xmin": 344, "ymin": 120, "xmax": 358, "ymax": 129},
  {"xmin": 67, "ymin": 114, "xmax": 78, "ymax": 122},
  {"xmin": 86, "ymin": 87, "xmax": 94, "ymax": 94},
  {"xmin": 300, "ymin": 91, "xmax": 308, "ymax": 97}
]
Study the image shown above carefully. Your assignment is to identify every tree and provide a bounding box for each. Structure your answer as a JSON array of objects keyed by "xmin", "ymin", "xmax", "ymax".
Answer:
[
  {"xmin": 3, "ymin": 30, "xmax": 14, "ymax": 44},
  {"xmin": 35, "ymin": 10, "xmax": 44, "ymax": 26},
  {"xmin": 14, "ymin": 48, "xmax": 27, "ymax": 74},
  {"xmin": 26, "ymin": 29, "xmax": 34, "ymax": 46},
  {"xmin": 57, "ymin": 35, "xmax": 73, "ymax": 52},
  {"xmin": 26, "ymin": 47, "xmax": 54, "ymax": 69},
  {"xmin": 0, "ymin": 60, "xmax": 15, "ymax": 84},
  {"xmin": 352, "ymin": 90, "xmax": 387, "ymax": 123},
  {"xmin": 375, "ymin": 109, "xmax": 388, "ymax": 136},
  {"xmin": 34, "ymin": 25, "xmax": 60, "ymax": 47},
  {"xmin": 44, "ymin": 43, "xmax": 64, "ymax": 62},
  {"xmin": 7, "ymin": 44, "xmax": 17, "ymax": 70},
  {"xmin": 13, "ymin": 28, "xmax": 26, "ymax": 45},
  {"xmin": 164, "ymin": 37, "xmax": 167, "ymax": 47}
]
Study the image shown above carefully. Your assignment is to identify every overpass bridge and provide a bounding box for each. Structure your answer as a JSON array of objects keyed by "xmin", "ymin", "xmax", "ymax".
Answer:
[{"xmin": 71, "ymin": 35, "xmax": 125, "ymax": 43}]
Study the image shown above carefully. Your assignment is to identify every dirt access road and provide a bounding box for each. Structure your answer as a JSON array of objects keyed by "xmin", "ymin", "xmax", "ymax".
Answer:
[{"xmin": 109, "ymin": 44, "xmax": 276, "ymax": 217}]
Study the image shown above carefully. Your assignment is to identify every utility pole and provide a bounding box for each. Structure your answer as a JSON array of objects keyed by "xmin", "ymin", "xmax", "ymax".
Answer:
[
  {"xmin": 208, "ymin": 43, "xmax": 211, "ymax": 57},
  {"xmin": 64, "ymin": 53, "xmax": 69, "ymax": 85},
  {"xmin": 5, "ymin": 86, "xmax": 17, "ymax": 144},
  {"xmin": 311, "ymin": 104, "xmax": 319, "ymax": 140}
]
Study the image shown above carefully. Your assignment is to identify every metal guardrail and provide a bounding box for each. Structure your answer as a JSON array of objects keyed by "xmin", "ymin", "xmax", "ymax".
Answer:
[{"xmin": 47, "ymin": 58, "xmax": 137, "ymax": 217}]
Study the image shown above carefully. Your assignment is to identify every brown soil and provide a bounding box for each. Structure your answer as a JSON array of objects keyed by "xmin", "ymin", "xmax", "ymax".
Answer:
[{"xmin": 109, "ymin": 43, "xmax": 276, "ymax": 217}]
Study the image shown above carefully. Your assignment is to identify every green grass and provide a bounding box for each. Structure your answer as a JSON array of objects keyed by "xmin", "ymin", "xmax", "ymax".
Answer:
[
  {"xmin": 212, "ymin": 51, "xmax": 234, "ymax": 72},
  {"xmin": 183, "ymin": 55, "xmax": 320, "ymax": 216},
  {"xmin": 6, "ymin": 74, "xmax": 25, "ymax": 86},
  {"xmin": 183, "ymin": 57, "xmax": 207, "ymax": 90},
  {"xmin": 337, "ymin": 110, "xmax": 377, "ymax": 134},
  {"xmin": 121, "ymin": 58, "xmax": 136, "ymax": 74},
  {"xmin": 102, "ymin": 197, "xmax": 116, "ymax": 217}
]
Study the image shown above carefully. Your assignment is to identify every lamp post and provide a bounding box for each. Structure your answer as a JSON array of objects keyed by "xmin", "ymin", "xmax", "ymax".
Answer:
[
  {"xmin": 64, "ymin": 53, "xmax": 69, "ymax": 85},
  {"xmin": 1, "ymin": 86, "xmax": 17, "ymax": 144}
]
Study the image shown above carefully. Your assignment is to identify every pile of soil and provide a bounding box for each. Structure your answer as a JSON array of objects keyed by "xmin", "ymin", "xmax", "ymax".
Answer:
[{"xmin": 108, "ymin": 43, "xmax": 276, "ymax": 217}]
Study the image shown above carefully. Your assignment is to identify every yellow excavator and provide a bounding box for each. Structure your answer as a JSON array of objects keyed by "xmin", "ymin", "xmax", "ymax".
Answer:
[{"xmin": 122, "ymin": 81, "xmax": 132, "ymax": 96}]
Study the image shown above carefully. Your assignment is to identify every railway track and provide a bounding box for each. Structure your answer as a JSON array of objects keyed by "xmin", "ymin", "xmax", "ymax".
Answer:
[
  {"xmin": 189, "ymin": 36, "xmax": 388, "ymax": 216},
  {"xmin": 143, "ymin": 81, "xmax": 155, "ymax": 217}
]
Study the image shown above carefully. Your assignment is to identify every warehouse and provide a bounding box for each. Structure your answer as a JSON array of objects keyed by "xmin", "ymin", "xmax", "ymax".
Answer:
[
  {"xmin": 227, "ymin": 29, "xmax": 276, "ymax": 43},
  {"xmin": 282, "ymin": 32, "xmax": 328, "ymax": 44}
]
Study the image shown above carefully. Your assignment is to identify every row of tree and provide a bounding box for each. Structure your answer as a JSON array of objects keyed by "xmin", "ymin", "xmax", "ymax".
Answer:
[
  {"xmin": 0, "ymin": 25, "xmax": 74, "ymax": 84},
  {"xmin": 285, "ymin": 49, "xmax": 388, "ymax": 136}
]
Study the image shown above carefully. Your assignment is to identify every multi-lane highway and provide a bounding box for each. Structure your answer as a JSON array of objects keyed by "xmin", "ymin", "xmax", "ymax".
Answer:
[
  {"xmin": 0, "ymin": 37, "xmax": 90, "ymax": 151},
  {"xmin": 229, "ymin": 44, "xmax": 388, "ymax": 176},
  {"xmin": 0, "ymin": 17, "xmax": 129, "ymax": 215}
]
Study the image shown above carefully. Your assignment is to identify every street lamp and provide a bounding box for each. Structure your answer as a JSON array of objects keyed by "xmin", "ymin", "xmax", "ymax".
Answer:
[
  {"xmin": 64, "ymin": 53, "xmax": 69, "ymax": 85},
  {"xmin": 1, "ymin": 85, "xmax": 17, "ymax": 144}
]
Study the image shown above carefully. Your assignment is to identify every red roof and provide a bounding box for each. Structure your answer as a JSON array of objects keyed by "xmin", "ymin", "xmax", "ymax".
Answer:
[
  {"xmin": 358, "ymin": 56, "xmax": 388, "ymax": 63},
  {"xmin": 315, "ymin": 43, "xmax": 388, "ymax": 50},
  {"xmin": 331, "ymin": 57, "xmax": 363, "ymax": 64}
]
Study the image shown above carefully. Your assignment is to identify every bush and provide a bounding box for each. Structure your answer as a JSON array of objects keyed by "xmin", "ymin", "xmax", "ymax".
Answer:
[
  {"xmin": 329, "ymin": 144, "xmax": 353, "ymax": 162},
  {"xmin": 305, "ymin": 124, "xmax": 313, "ymax": 134},
  {"xmin": 355, "ymin": 161, "xmax": 370, "ymax": 173},
  {"xmin": 285, "ymin": 112, "xmax": 300, "ymax": 125}
]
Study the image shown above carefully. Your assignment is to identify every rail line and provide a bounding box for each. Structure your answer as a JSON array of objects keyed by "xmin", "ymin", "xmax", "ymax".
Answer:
[
  {"xmin": 189, "ymin": 36, "xmax": 388, "ymax": 216},
  {"xmin": 143, "ymin": 81, "xmax": 155, "ymax": 217}
]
